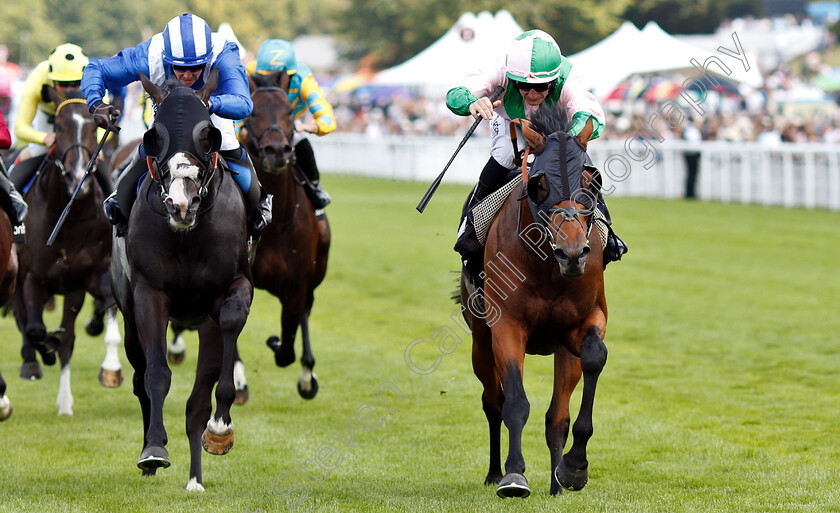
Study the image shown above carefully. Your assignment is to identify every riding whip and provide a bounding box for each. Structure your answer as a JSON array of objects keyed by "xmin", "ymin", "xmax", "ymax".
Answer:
[
  {"xmin": 46, "ymin": 128, "xmax": 112, "ymax": 246},
  {"xmin": 416, "ymin": 85, "xmax": 504, "ymax": 213}
]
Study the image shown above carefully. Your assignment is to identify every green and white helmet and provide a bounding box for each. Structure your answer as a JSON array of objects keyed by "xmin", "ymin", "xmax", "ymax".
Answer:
[{"xmin": 505, "ymin": 30, "xmax": 562, "ymax": 84}]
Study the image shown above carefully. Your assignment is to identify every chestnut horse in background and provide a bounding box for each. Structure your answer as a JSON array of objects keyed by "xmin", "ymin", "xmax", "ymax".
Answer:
[
  {"xmin": 461, "ymin": 105, "xmax": 609, "ymax": 498},
  {"xmin": 0, "ymin": 206, "xmax": 18, "ymax": 421},
  {"xmin": 240, "ymin": 71, "xmax": 330, "ymax": 399}
]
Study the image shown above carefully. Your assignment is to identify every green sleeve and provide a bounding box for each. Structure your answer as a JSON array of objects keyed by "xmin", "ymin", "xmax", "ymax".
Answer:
[
  {"xmin": 568, "ymin": 112, "xmax": 604, "ymax": 140},
  {"xmin": 446, "ymin": 86, "xmax": 480, "ymax": 116}
]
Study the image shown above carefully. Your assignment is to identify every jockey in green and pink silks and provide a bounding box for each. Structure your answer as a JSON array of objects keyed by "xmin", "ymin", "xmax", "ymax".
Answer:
[{"xmin": 446, "ymin": 30, "xmax": 625, "ymax": 276}]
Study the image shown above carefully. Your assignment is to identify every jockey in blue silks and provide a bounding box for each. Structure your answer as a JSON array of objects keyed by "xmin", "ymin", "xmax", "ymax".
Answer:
[{"xmin": 82, "ymin": 13, "xmax": 273, "ymax": 241}]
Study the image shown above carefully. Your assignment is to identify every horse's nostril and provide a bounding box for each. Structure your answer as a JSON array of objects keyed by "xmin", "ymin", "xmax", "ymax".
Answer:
[
  {"xmin": 283, "ymin": 145, "xmax": 292, "ymax": 155},
  {"xmin": 554, "ymin": 248, "xmax": 569, "ymax": 262}
]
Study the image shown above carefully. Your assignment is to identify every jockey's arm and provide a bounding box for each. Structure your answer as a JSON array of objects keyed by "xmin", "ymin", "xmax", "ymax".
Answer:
[
  {"xmin": 0, "ymin": 110, "xmax": 11, "ymax": 149},
  {"xmin": 82, "ymin": 43, "xmax": 153, "ymax": 111},
  {"xmin": 205, "ymin": 42, "xmax": 253, "ymax": 120},
  {"xmin": 296, "ymin": 73, "xmax": 335, "ymax": 136}
]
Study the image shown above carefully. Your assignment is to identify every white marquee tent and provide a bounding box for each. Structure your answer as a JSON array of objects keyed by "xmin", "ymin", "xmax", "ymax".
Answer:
[
  {"xmin": 569, "ymin": 21, "xmax": 764, "ymax": 100},
  {"xmin": 373, "ymin": 10, "xmax": 525, "ymax": 95}
]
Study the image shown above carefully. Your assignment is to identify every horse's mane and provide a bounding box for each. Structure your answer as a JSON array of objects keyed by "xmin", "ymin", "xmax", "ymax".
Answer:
[
  {"xmin": 161, "ymin": 75, "xmax": 185, "ymax": 93},
  {"xmin": 528, "ymin": 104, "xmax": 570, "ymax": 138}
]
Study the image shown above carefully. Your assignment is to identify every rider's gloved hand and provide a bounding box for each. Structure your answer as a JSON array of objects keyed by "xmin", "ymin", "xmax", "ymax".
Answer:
[{"xmin": 91, "ymin": 102, "xmax": 121, "ymax": 132}]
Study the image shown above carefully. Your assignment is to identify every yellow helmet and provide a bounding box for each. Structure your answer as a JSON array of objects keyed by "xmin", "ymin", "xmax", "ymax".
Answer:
[{"xmin": 47, "ymin": 44, "xmax": 89, "ymax": 82}]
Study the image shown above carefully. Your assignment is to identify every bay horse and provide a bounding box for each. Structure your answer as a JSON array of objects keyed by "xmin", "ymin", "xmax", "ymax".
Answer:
[
  {"xmin": 12, "ymin": 87, "xmax": 123, "ymax": 416},
  {"xmin": 111, "ymin": 70, "xmax": 252, "ymax": 491},
  {"xmin": 240, "ymin": 71, "xmax": 330, "ymax": 399},
  {"xmin": 461, "ymin": 105, "xmax": 608, "ymax": 497},
  {"xmin": 0, "ymin": 207, "xmax": 18, "ymax": 421}
]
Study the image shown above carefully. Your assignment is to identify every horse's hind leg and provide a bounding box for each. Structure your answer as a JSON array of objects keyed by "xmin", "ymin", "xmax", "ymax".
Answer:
[
  {"xmin": 546, "ymin": 347, "xmax": 582, "ymax": 495},
  {"xmin": 0, "ymin": 369, "xmax": 11, "ymax": 421},
  {"xmin": 471, "ymin": 324, "xmax": 503, "ymax": 486},
  {"xmin": 555, "ymin": 325, "xmax": 608, "ymax": 492},
  {"xmin": 233, "ymin": 346, "xmax": 248, "ymax": 405},
  {"xmin": 167, "ymin": 321, "xmax": 188, "ymax": 365},
  {"xmin": 296, "ymin": 309, "xmax": 318, "ymax": 399},
  {"xmin": 55, "ymin": 291, "xmax": 84, "ymax": 416},
  {"xmin": 98, "ymin": 307, "xmax": 124, "ymax": 387}
]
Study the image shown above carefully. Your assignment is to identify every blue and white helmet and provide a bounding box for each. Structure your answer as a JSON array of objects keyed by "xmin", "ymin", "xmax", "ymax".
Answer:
[{"xmin": 162, "ymin": 13, "xmax": 213, "ymax": 67}]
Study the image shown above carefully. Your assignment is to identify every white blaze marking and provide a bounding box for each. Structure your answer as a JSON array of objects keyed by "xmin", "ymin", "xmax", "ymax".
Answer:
[
  {"xmin": 56, "ymin": 365, "xmax": 74, "ymax": 416},
  {"xmin": 166, "ymin": 154, "xmax": 200, "ymax": 219},
  {"xmin": 71, "ymin": 112, "xmax": 88, "ymax": 182},
  {"xmin": 101, "ymin": 308, "xmax": 123, "ymax": 371}
]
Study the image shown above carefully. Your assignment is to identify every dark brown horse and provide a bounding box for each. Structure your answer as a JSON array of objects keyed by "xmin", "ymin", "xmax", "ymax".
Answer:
[
  {"xmin": 0, "ymin": 207, "xmax": 18, "ymax": 421},
  {"xmin": 13, "ymin": 88, "xmax": 122, "ymax": 416},
  {"xmin": 111, "ymin": 71, "xmax": 252, "ymax": 491},
  {"xmin": 240, "ymin": 72, "xmax": 330, "ymax": 399},
  {"xmin": 461, "ymin": 106, "xmax": 608, "ymax": 497}
]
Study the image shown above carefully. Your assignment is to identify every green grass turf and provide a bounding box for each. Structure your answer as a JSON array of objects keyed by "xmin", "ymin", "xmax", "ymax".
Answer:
[{"xmin": 0, "ymin": 174, "xmax": 838, "ymax": 512}]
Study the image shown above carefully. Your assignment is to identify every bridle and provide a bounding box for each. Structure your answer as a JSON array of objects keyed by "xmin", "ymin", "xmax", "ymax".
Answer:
[
  {"xmin": 243, "ymin": 87, "xmax": 296, "ymax": 170},
  {"xmin": 52, "ymin": 98, "xmax": 95, "ymax": 177}
]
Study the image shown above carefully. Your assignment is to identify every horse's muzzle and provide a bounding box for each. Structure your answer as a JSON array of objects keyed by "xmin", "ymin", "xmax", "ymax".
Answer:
[{"xmin": 554, "ymin": 245, "xmax": 590, "ymax": 277}]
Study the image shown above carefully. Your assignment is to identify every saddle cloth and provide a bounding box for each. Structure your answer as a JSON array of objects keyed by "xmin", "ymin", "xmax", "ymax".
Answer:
[{"xmin": 472, "ymin": 176, "xmax": 608, "ymax": 250}]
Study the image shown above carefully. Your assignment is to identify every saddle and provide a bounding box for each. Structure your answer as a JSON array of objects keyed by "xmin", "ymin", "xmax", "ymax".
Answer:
[{"xmin": 470, "ymin": 174, "xmax": 608, "ymax": 251}]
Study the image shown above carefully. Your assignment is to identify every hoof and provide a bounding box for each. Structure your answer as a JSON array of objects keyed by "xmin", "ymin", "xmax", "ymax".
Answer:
[
  {"xmin": 98, "ymin": 367, "xmax": 124, "ymax": 388},
  {"xmin": 267, "ymin": 336, "xmax": 295, "ymax": 367},
  {"xmin": 137, "ymin": 445, "xmax": 170, "ymax": 471},
  {"xmin": 554, "ymin": 458, "xmax": 588, "ymax": 491},
  {"xmin": 202, "ymin": 427, "xmax": 234, "ymax": 455},
  {"xmin": 496, "ymin": 473, "xmax": 530, "ymax": 498},
  {"xmin": 38, "ymin": 331, "xmax": 62, "ymax": 366},
  {"xmin": 20, "ymin": 361, "xmax": 42, "ymax": 380},
  {"xmin": 186, "ymin": 477, "xmax": 205, "ymax": 492},
  {"xmin": 167, "ymin": 349, "xmax": 185, "ymax": 365},
  {"xmin": 234, "ymin": 385, "xmax": 249, "ymax": 405},
  {"xmin": 85, "ymin": 317, "xmax": 104, "ymax": 336},
  {"xmin": 297, "ymin": 373, "xmax": 319, "ymax": 400}
]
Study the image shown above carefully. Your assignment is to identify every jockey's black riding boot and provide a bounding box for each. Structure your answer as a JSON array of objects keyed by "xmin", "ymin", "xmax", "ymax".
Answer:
[
  {"xmin": 94, "ymin": 160, "xmax": 115, "ymax": 197},
  {"xmin": 455, "ymin": 157, "xmax": 510, "ymax": 282},
  {"xmin": 0, "ymin": 160, "xmax": 28, "ymax": 226},
  {"xmin": 295, "ymin": 138, "xmax": 331, "ymax": 209},
  {"xmin": 105, "ymin": 154, "xmax": 146, "ymax": 237},
  {"xmin": 221, "ymin": 147, "xmax": 273, "ymax": 243},
  {"xmin": 598, "ymin": 199, "xmax": 628, "ymax": 268}
]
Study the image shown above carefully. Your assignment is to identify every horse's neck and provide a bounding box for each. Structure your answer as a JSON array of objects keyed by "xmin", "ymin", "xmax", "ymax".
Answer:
[{"xmin": 263, "ymin": 165, "xmax": 298, "ymax": 223}]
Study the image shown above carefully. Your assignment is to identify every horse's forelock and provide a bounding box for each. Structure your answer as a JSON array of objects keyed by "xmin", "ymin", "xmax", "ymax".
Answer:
[
  {"xmin": 529, "ymin": 104, "xmax": 570, "ymax": 137},
  {"xmin": 166, "ymin": 153, "xmax": 200, "ymax": 180}
]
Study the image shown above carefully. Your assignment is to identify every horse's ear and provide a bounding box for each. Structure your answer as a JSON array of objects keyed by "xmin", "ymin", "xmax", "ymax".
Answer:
[
  {"xmin": 197, "ymin": 68, "xmax": 220, "ymax": 105},
  {"xmin": 519, "ymin": 119, "xmax": 546, "ymax": 153},
  {"xmin": 278, "ymin": 72, "xmax": 291, "ymax": 92},
  {"xmin": 197, "ymin": 125, "xmax": 222, "ymax": 155},
  {"xmin": 143, "ymin": 123, "xmax": 169, "ymax": 160},
  {"xmin": 582, "ymin": 165, "xmax": 602, "ymax": 194},
  {"xmin": 43, "ymin": 84, "xmax": 62, "ymax": 105},
  {"xmin": 139, "ymin": 73, "xmax": 165, "ymax": 106}
]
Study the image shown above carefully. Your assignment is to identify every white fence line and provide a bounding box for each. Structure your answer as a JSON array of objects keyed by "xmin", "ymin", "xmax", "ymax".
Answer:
[{"xmin": 311, "ymin": 134, "xmax": 840, "ymax": 210}]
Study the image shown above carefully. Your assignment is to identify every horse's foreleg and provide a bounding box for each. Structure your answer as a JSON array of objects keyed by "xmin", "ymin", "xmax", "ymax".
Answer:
[
  {"xmin": 55, "ymin": 291, "xmax": 84, "ymax": 416},
  {"xmin": 546, "ymin": 347, "xmax": 582, "ymax": 495},
  {"xmin": 202, "ymin": 276, "xmax": 252, "ymax": 458},
  {"xmin": 18, "ymin": 272, "xmax": 53, "ymax": 375},
  {"xmin": 296, "ymin": 310, "xmax": 318, "ymax": 399},
  {"xmin": 270, "ymin": 296, "xmax": 302, "ymax": 368},
  {"xmin": 471, "ymin": 323, "xmax": 503, "ymax": 486},
  {"xmin": 13, "ymin": 275, "xmax": 40, "ymax": 379},
  {"xmin": 186, "ymin": 320, "xmax": 222, "ymax": 492},
  {"xmin": 133, "ymin": 282, "xmax": 172, "ymax": 470},
  {"xmin": 123, "ymin": 311, "xmax": 162, "ymax": 475},
  {"xmin": 99, "ymin": 307, "xmax": 124, "ymax": 387},
  {"xmin": 556, "ymin": 325, "xmax": 608, "ymax": 492},
  {"xmin": 491, "ymin": 319, "xmax": 531, "ymax": 498}
]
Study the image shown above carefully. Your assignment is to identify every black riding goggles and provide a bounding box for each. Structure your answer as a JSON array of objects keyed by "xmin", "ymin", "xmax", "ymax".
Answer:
[
  {"xmin": 513, "ymin": 80, "xmax": 553, "ymax": 93},
  {"xmin": 55, "ymin": 80, "xmax": 81, "ymax": 88},
  {"xmin": 172, "ymin": 64, "xmax": 204, "ymax": 73}
]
